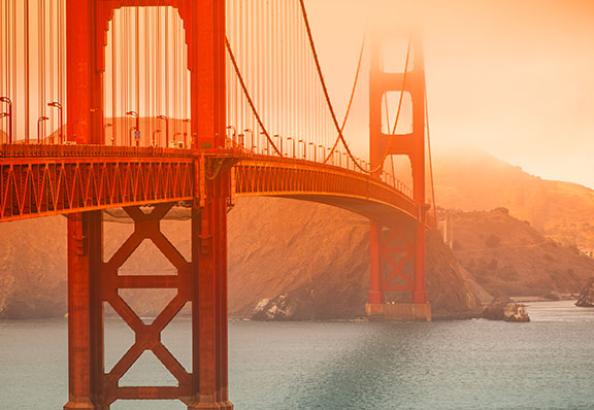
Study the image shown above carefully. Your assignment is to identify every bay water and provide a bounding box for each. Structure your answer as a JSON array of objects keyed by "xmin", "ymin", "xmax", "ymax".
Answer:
[{"xmin": 1, "ymin": 301, "xmax": 593, "ymax": 410}]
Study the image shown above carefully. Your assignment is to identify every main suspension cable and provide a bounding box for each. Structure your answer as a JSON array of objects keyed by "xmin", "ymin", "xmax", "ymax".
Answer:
[
  {"xmin": 323, "ymin": 36, "xmax": 366, "ymax": 164},
  {"xmin": 298, "ymin": 0, "xmax": 378, "ymax": 174},
  {"xmin": 225, "ymin": 36, "xmax": 282, "ymax": 156}
]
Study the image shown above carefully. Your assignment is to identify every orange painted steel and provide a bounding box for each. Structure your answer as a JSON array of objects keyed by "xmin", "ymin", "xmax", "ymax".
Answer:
[
  {"xmin": 0, "ymin": 145, "xmax": 193, "ymax": 222},
  {"xmin": 98, "ymin": 204, "xmax": 193, "ymax": 406},
  {"xmin": 0, "ymin": 146, "xmax": 422, "ymax": 224},
  {"xmin": 62, "ymin": 0, "xmax": 233, "ymax": 409},
  {"xmin": 368, "ymin": 35, "xmax": 428, "ymax": 306},
  {"xmin": 0, "ymin": 0, "xmax": 432, "ymax": 407},
  {"xmin": 234, "ymin": 154, "xmax": 419, "ymax": 222}
]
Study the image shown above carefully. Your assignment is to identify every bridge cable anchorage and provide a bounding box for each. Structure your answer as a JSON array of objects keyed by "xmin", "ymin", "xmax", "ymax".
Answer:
[
  {"xmin": 225, "ymin": 36, "xmax": 283, "ymax": 157},
  {"xmin": 323, "ymin": 35, "xmax": 366, "ymax": 165},
  {"xmin": 425, "ymin": 87, "xmax": 438, "ymax": 224}
]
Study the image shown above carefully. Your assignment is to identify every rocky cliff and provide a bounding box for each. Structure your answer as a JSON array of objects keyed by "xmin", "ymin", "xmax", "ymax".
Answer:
[{"xmin": 443, "ymin": 208, "xmax": 594, "ymax": 298}]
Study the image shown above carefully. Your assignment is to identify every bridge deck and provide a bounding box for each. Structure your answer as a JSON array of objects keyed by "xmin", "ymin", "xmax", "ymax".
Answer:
[{"xmin": 1, "ymin": 145, "xmax": 420, "ymax": 223}]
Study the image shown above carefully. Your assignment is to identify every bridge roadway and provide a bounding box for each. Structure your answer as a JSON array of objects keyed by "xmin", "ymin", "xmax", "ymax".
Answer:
[{"xmin": 0, "ymin": 144, "xmax": 421, "ymax": 226}]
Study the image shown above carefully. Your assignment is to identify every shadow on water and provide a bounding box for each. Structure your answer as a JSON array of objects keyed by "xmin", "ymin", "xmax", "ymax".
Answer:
[{"xmin": 290, "ymin": 321, "xmax": 437, "ymax": 410}]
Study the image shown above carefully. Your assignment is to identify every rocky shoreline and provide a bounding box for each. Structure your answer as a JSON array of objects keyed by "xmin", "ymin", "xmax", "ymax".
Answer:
[{"xmin": 575, "ymin": 278, "xmax": 594, "ymax": 307}]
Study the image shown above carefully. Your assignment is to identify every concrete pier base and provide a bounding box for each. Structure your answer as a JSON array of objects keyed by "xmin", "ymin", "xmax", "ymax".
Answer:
[{"xmin": 365, "ymin": 303, "xmax": 432, "ymax": 321}]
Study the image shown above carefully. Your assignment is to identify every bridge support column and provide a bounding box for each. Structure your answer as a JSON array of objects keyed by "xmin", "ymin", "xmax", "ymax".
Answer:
[
  {"xmin": 366, "ymin": 222, "xmax": 431, "ymax": 322},
  {"xmin": 189, "ymin": 176, "xmax": 233, "ymax": 409},
  {"xmin": 367, "ymin": 33, "xmax": 431, "ymax": 321},
  {"xmin": 64, "ymin": 212, "xmax": 103, "ymax": 410},
  {"xmin": 366, "ymin": 222, "xmax": 385, "ymax": 318}
]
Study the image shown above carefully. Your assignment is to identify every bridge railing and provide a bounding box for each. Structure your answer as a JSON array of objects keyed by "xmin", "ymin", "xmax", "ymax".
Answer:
[{"xmin": 224, "ymin": 130, "xmax": 413, "ymax": 198}]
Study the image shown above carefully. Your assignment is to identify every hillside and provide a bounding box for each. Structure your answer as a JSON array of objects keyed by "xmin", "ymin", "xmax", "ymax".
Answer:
[
  {"xmin": 0, "ymin": 198, "xmax": 485, "ymax": 320},
  {"xmin": 434, "ymin": 149, "xmax": 594, "ymax": 255},
  {"xmin": 443, "ymin": 207, "xmax": 594, "ymax": 298}
]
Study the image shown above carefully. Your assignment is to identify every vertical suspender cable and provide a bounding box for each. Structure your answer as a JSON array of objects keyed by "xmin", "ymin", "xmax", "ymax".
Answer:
[
  {"xmin": 112, "ymin": 14, "xmax": 117, "ymax": 144},
  {"xmin": 135, "ymin": 7, "xmax": 140, "ymax": 143},
  {"xmin": 39, "ymin": 0, "xmax": 45, "ymax": 142},
  {"xmin": 165, "ymin": 7, "xmax": 169, "ymax": 133},
  {"xmin": 24, "ymin": 0, "xmax": 30, "ymax": 142},
  {"xmin": 11, "ymin": 0, "xmax": 16, "ymax": 141},
  {"xmin": 59, "ymin": 0, "xmax": 64, "ymax": 133}
]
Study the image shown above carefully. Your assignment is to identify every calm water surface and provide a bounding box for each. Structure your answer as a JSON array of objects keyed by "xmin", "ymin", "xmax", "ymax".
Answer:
[{"xmin": 1, "ymin": 300, "xmax": 594, "ymax": 410}]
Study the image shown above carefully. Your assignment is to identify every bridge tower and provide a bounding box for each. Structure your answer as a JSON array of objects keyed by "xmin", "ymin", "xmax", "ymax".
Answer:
[
  {"xmin": 366, "ymin": 35, "xmax": 432, "ymax": 321},
  {"xmin": 64, "ymin": 1, "xmax": 232, "ymax": 409}
]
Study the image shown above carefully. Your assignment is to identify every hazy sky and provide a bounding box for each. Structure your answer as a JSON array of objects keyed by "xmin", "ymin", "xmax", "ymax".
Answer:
[{"xmin": 307, "ymin": 0, "xmax": 594, "ymax": 188}]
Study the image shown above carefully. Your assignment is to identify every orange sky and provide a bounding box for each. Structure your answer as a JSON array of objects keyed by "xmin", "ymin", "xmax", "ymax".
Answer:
[{"xmin": 307, "ymin": 0, "xmax": 594, "ymax": 188}]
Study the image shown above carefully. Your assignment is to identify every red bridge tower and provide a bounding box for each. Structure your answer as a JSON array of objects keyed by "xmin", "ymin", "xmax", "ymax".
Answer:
[
  {"xmin": 64, "ymin": 0, "xmax": 233, "ymax": 408},
  {"xmin": 366, "ymin": 35, "xmax": 432, "ymax": 321}
]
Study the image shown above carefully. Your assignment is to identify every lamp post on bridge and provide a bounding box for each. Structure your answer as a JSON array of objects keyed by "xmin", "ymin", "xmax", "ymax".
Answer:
[
  {"xmin": 287, "ymin": 137, "xmax": 296, "ymax": 158},
  {"xmin": 226, "ymin": 126, "xmax": 237, "ymax": 146},
  {"xmin": 173, "ymin": 132, "xmax": 183, "ymax": 148},
  {"xmin": 343, "ymin": 152, "xmax": 350, "ymax": 169},
  {"xmin": 48, "ymin": 101, "xmax": 64, "ymax": 144},
  {"xmin": 157, "ymin": 115, "xmax": 169, "ymax": 148},
  {"xmin": 309, "ymin": 142, "xmax": 316, "ymax": 162},
  {"xmin": 0, "ymin": 97, "xmax": 12, "ymax": 144},
  {"xmin": 152, "ymin": 130, "xmax": 161, "ymax": 147},
  {"xmin": 37, "ymin": 116, "xmax": 49, "ymax": 144},
  {"xmin": 244, "ymin": 129, "xmax": 255, "ymax": 152},
  {"xmin": 273, "ymin": 134, "xmax": 283, "ymax": 156},
  {"xmin": 335, "ymin": 150, "xmax": 342, "ymax": 167},
  {"xmin": 327, "ymin": 147, "xmax": 334, "ymax": 165},
  {"xmin": 298, "ymin": 139, "xmax": 306, "ymax": 159},
  {"xmin": 126, "ymin": 110, "xmax": 140, "ymax": 147},
  {"xmin": 104, "ymin": 123, "xmax": 113, "ymax": 145},
  {"xmin": 183, "ymin": 118, "xmax": 190, "ymax": 146},
  {"xmin": 260, "ymin": 132, "xmax": 269, "ymax": 155}
]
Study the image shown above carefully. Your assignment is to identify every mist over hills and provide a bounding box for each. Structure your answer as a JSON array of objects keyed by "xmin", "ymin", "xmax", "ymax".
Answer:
[{"xmin": 433, "ymin": 149, "xmax": 594, "ymax": 255}]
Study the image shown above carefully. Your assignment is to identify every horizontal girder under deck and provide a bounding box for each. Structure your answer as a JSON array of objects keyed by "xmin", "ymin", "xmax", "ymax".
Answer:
[{"xmin": 0, "ymin": 145, "xmax": 421, "ymax": 224}]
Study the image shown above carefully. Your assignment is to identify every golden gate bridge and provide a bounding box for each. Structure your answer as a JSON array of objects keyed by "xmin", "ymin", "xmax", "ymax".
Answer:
[{"xmin": 0, "ymin": 0, "xmax": 436, "ymax": 408}]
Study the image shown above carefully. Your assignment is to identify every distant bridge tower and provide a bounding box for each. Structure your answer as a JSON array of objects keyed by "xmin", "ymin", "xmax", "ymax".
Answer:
[
  {"xmin": 64, "ymin": 0, "xmax": 232, "ymax": 409},
  {"xmin": 366, "ymin": 33, "xmax": 432, "ymax": 321}
]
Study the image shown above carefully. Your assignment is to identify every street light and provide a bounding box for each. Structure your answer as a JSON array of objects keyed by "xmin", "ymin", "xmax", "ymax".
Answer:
[
  {"xmin": 244, "ymin": 129, "xmax": 255, "ymax": 152},
  {"xmin": 0, "ymin": 113, "xmax": 8, "ymax": 144},
  {"xmin": 152, "ymin": 129, "xmax": 161, "ymax": 147},
  {"xmin": 318, "ymin": 145, "xmax": 324, "ymax": 162},
  {"xmin": 104, "ymin": 123, "xmax": 113, "ymax": 145},
  {"xmin": 260, "ymin": 132, "xmax": 270, "ymax": 155},
  {"xmin": 335, "ymin": 150, "xmax": 342, "ymax": 167},
  {"xmin": 126, "ymin": 110, "xmax": 140, "ymax": 147},
  {"xmin": 273, "ymin": 135, "xmax": 283, "ymax": 156},
  {"xmin": 183, "ymin": 119, "xmax": 190, "ymax": 148},
  {"xmin": 0, "ymin": 97, "xmax": 12, "ymax": 144},
  {"xmin": 48, "ymin": 101, "xmax": 64, "ymax": 144},
  {"xmin": 173, "ymin": 132, "xmax": 183, "ymax": 148},
  {"xmin": 37, "ymin": 116, "xmax": 49, "ymax": 144},
  {"xmin": 308, "ymin": 142, "xmax": 316, "ymax": 162},
  {"xmin": 287, "ymin": 137, "xmax": 295, "ymax": 158},
  {"xmin": 157, "ymin": 115, "xmax": 169, "ymax": 148},
  {"xmin": 226, "ymin": 126, "xmax": 237, "ymax": 146},
  {"xmin": 298, "ymin": 139, "xmax": 306, "ymax": 159}
]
